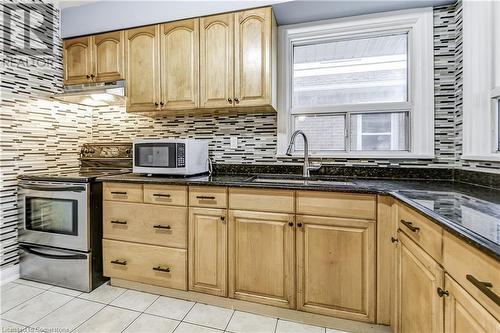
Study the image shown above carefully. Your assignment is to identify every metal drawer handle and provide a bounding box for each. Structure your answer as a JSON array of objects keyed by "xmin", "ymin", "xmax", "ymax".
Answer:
[
  {"xmin": 153, "ymin": 193, "xmax": 171, "ymax": 198},
  {"xmin": 196, "ymin": 195, "xmax": 216, "ymax": 200},
  {"xmin": 111, "ymin": 191, "xmax": 127, "ymax": 195},
  {"xmin": 153, "ymin": 266, "xmax": 170, "ymax": 273},
  {"xmin": 400, "ymin": 219, "xmax": 420, "ymax": 232},
  {"xmin": 466, "ymin": 274, "xmax": 500, "ymax": 306},
  {"xmin": 437, "ymin": 287, "xmax": 449, "ymax": 297},
  {"xmin": 153, "ymin": 224, "xmax": 171, "ymax": 229},
  {"xmin": 110, "ymin": 259, "xmax": 127, "ymax": 265},
  {"xmin": 110, "ymin": 220, "xmax": 127, "ymax": 225}
]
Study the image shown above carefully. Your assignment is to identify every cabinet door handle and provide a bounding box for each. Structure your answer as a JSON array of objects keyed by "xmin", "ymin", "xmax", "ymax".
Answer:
[
  {"xmin": 234, "ymin": 97, "xmax": 239, "ymax": 103},
  {"xmin": 391, "ymin": 237, "xmax": 398, "ymax": 243},
  {"xmin": 86, "ymin": 74, "xmax": 91, "ymax": 79},
  {"xmin": 153, "ymin": 224, "xmax": 171, "ymax": 229},
  {"xmin": 227, "ymin": 98, "xmax": 232, "ymax": 103},
  {"xmin": 196, "ymin": 195, "xmax": 216, "ymax": 200},
  {"xmin": 154, "ymin": 102, "xmax": 159, "ymax": 107},
  {"xmin": 400, "ymin": 219, "xmax": 420, "ymax": 232},
  {"xmin": 153, "ymin": 193, "xmax": 171, "ymax": 198},
  {"xmin": 220, "ymin": 216, "xmax": 225, "ymax": 222},
  {"xmin": 110, "ymin": 259, "xmax": 127, "ymax": 265},
  {"xmin": 466, "ymin": 274, "xmax": 500, "ymax": 306},
  {"xmin": 153, "ymin": 266, "xmax": 170, "ymax": 273},
  {"xmin": 437, "ymin": 287, "xmax": 449, "ymax": 297},
  {"xmin": 160, "ymin": 102, "xmax": 164, "ymax": 106},
  {"xmin": 297, "ymin": 222, "xmax": 303, "ymax": 227},
  {"xmin": 111, "ymin": 191, "xmax": 127, "ymax": 195},
  {"xmin": 90, "ymin": 74, "xmax": 95, "ymax": 79},
  {"xmin": 288, "ymin": 222, "xmax": 294, "ymax": 227},
  {"xmin": 110, "ymin": 220, "xmax": 127, "ymax": 225}
]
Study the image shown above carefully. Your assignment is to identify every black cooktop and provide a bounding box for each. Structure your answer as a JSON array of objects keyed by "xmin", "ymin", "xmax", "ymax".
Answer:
[{"xmin": 18, "ymin": 168, "xmax": 130, "ymax": 183}]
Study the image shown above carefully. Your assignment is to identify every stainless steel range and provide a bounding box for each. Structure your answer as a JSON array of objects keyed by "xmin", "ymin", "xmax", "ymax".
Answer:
[{"xmin": 18, "ymin": 143, "xmax": 132, "ymax": 292}]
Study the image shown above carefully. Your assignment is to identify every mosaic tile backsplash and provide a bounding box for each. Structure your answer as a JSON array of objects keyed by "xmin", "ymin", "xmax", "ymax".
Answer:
[{"xmin": 1, "ymin": 1, "xmax": 499, "ymax": 273}]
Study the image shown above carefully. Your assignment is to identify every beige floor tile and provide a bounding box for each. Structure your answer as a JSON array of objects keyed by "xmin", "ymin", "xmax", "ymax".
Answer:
[
  {"xmin": 110, "ymin": 289, "xmax": 159, "ymax": 312},
  {"xmin": 0, "ymin": 282, "xmax": 19, "ymax": 293},
  {"xmin": 276, "ymin": 319, "xmax": 325, "ymax": 333},
  {"xmin": 226, "ymin": 311, "xmax": 277, "ymax": 333},
  {"xmin": 14, "ymin": 279, "xmax": 53, "ymax": 290},
  {"xmin": 183, "ymin": 303, "xmax": 233, "ymax": 330},
  {"xmin": 0, "ymin": 319, "xmax": 26, "ymax": 333},
  {"xmin": 174, "ymin": 322, "xmax": 223, "ymax": 333},
  {"xmin": 145, "ymin": 296, "xmax": 195, "ymax": 321},
  {"xmin": 123, "ymin": 313, "xmax": 179, "ymax": 333},
  {"xmin": 1, "ymin": 284, "xmax": 44, "ymax": 314},
  {"xmin": 49, "ymin": 285, "xmax": 83, "ymax": 297},
  {"xmin": 32, "ymin": 297, "xmax": 104, "ymax": 332},
  {"xmin": 72, "ymin": 305, "xmax": 140, "ymax": 333},
  {"xmin": 79, "ymin": 282, "xmax": 126, "ymax": 304},
  {"xmin": 2, "ymin": 291, "xmax": 72, "ymax": 326}
]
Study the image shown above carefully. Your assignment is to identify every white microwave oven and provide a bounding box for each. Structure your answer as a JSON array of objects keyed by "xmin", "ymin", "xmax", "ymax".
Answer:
[{"xmin": 133, "ymin": 139, "xmax": 209, "ymax": 175}]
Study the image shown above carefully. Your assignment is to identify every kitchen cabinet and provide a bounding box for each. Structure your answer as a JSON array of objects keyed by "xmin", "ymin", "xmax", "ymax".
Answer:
[
  {"xmin": 189, "ymin": 207, "xmax": 227, "ymax": 296},
  {"xmin": 125, "ymin": 25, "xmax": 161, "ymax": 112},
  {"xmin": 228, "ymin": 210, "xmax": 295, "ymax": 308},
  {"xmin": 64, "ymin": 32, "xmax": 124, "ymax": 85},
  {"xmin": 397, "ymin": 231, "xmax": 444, "ymax": 333},
  {"xmin": 296, "ymin": 215, "xmax": 376, "ymax": 322},
  {"xmin": 63, "ymin": 36, "xmax": 92, "ymax": 85},
  {"xmin": 161, "ymin": 19, "xmax": 199, "ymax": 110},
  {"xmin": 199, "ymin": 13, "xmax": 234, "ymax": 108}
]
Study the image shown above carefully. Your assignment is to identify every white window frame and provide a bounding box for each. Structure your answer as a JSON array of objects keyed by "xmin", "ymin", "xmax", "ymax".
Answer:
[
  {"xmin": 277, "ymin": 8, "xmax": 435, "ymax": 158},
  {"xmin": 462, "ymin": 0, "xmax": 500, "ymax": 161}
]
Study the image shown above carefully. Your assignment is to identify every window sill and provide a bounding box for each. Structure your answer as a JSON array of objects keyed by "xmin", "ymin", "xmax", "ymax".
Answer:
[
  {"xmin": 460, "ymin": 154, "xmax": 500, "ymax": 162},
  {"xmin": 276, "ymin": 152, "xmax": 435, "ymax": 159}
]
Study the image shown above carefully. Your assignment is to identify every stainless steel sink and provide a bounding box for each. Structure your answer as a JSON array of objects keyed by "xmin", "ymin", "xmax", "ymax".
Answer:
[{"xmin": 250, "ymin": 177, "xmax": 354, "ymax": 186}]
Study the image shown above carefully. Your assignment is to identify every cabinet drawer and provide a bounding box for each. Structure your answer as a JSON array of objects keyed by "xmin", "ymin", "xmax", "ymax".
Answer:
[
  {"xmin": 296, "ymin": 191, "xmax": 376, "ymax": 220},
  {"xmin": 103, "ymin": 202, "xmax": 187, "ymax": 249},
  {"xmin": 144, "ymin": 184, "xmax": 187, "ymax": 206},
  {"xmin": 229, "ymin": 188, "xmax": 294, "ymax": 213},
  {"xmin": 104, "ymin": 183, "xmax": 143, "ymax": 202},
  {"xmin": 443, "ymin": 232, "xmax": 500, "ymax": 320},
  {"xmin": 189, "ymin": 186, "xmax": 227, "ymax": 208},
  {"xmin": 103, "ymin": 239, "xmax": 187, "ymax": 290},
  {"xmin": 398, "ymin": 203, "xmax": 443, "ymax": 263}
]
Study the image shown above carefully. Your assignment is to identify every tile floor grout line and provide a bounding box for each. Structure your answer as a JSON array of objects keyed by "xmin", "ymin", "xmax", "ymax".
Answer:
[
  {"xmin": 0, "ymin": 284, "xmax": 45, "ymax": 316},
  {"xmin": 69, "ymin": 303, "xmax": 113, "ymax": 333},
  {"xmin": 274, "ymin": 317, "xmax": 279, "ymax": 333},
  {"xmin": 19, "ymin": 290, "xmax": 76, "ymax": 329},
  {"xmin": 180, "ymin": 301, "xmax": 197, "ymax": 322},
  {"xmin": 223, "ymin": 309, "xmax": 236, "ymax": 332}
]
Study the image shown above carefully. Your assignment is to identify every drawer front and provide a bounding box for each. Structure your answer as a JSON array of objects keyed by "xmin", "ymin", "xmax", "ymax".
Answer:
[
  {"xmin": 103, "ymin": 202, "xmax": 187, "ymax": 249},
  {"xmin": 103, "ymin": 239, "xmax": 187, "ymax": 290},
  {"xmin": 104, "ymin": 183, "xmax": 143, "ymax": 202},
  {"xmin": 144, "ymin": 184, "xmax": 187, "ymax": 206},
  {"xmin": 398, "ymin": 203, "xmax": 443, "ymax": 263},
  {"xmin": 189, "ymin": 186, "xmax": 227, "ymax": 208},
  {"xmin": 296, "ymin": 191, "xmax": 376, "ymax": 220},
  {"xmin": 443, "ymin": 232, "xmax": 500, "ymax": 320},
  {"xmin": 229, "ymin": 188, "xmax": 294, "ymax": 213}
]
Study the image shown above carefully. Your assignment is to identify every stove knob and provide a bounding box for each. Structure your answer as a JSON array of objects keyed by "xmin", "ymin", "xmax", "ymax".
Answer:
[{"xmin": 125, "ymin": 148, "xmax": 131, "ymax": 156}]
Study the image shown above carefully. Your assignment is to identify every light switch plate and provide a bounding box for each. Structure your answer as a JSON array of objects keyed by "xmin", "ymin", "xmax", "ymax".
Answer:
[{"xmin": 230, "ymin": 136, "xmax": 238, "ymax": 149}]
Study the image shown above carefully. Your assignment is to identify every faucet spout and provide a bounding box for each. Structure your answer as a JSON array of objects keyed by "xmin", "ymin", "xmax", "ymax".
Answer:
[{"xmin": 286, "ymin": 130, "xmax": 317, "ymax": 178}]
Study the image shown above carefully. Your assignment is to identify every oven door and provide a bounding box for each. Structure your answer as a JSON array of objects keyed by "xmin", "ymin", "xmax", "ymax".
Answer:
[
  {"xmin": 18, "ymin": 181, "xmax": 89, "ymax": 252},
  {"xmin": 133, "ymin": 142, "xmax": 179, "ymax": 173}
]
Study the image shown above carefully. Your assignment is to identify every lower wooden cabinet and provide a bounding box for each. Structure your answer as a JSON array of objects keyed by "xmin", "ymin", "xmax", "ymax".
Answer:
[
  {"xmin": 444, "ymin": 274, "xmax": 499, "ymax": 333},
  {"xmin": 296, "ymin": 215, "xmax": 376, "ymax": 322},
  {"xmin": 103, "ymin": 239, "xmax": 187, "ymax": 290},
  {"xmin": 188, "ymin": 207, "xmax": 227, "ymax": 296},
  {"xmin": 228, "ymin": 210, "xmax": 295, "ymax": 308},
  {"xmin": 397, "ymin": 231, "xmax": 444, "ymax": 333}
]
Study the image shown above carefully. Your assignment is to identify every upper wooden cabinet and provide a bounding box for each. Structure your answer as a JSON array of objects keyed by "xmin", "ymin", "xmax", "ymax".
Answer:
[
  {"xmin": 64, "ymin": 33, "xmax": 124, "ymax": 85},
  {"xmin": 63, "ymin": 36, "xmax": 92, "ymax": 85},
  {"xmin": 161, "ymin": 19, "xmax": 199, "ymax": 110},
  {"xmin": 125, "ymin": 25, "xmax": 161, "ymax": 112},
  {"xmin": 200, "ymin": 13, "xmax": 234, "ymax": 108}
]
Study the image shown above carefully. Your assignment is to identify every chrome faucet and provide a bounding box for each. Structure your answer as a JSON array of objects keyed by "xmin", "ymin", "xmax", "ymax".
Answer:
[{"xmin": 286, "ymin": 130, "xmax": 322, "ymax": 178}]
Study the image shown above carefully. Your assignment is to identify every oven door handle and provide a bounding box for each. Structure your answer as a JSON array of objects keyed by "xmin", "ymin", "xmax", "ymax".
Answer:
[
  {"xmin": 20, "ymin": 244, "xmax": 87, "ymax": 260},
  {"xmin": 19, "ymin": 184, "xmax": 86, "ymax": 192}
]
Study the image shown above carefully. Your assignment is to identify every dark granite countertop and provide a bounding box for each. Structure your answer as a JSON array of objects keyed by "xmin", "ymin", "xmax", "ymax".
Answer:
[{"xmin": 98, "ymin": 173, "xmax": 500, "ymax": 260}]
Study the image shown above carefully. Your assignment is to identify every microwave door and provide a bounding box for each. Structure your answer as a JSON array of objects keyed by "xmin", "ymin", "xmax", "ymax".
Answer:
[{"xmin": 135, "ymin": 143, "xmax": 176, "ymax": 168}]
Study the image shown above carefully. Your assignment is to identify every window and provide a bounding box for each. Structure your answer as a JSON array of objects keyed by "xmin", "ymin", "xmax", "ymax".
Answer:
[
  {"xmin": 497, "ymin": 99, "xmax": 500, "ymax": 151},
  {"xmin": 278, "ymin": 9, "xmax": 435, "ymax": 158}
]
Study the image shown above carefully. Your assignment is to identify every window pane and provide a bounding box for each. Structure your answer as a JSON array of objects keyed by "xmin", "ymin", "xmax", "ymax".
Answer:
[
  {"xmin": 497, "ymin": 100, "xmax": 500, "ymax": 151},
  {"xmin": 293, "ymin": 34, "xmax": 408, "ymax": 107},
  {"xmin": 350, "ymin": 112, "xmax": 408, "ymax": 151},
  {"xmin": 293, "ymin": 114, "xmax": 345, "ymax": 151}
]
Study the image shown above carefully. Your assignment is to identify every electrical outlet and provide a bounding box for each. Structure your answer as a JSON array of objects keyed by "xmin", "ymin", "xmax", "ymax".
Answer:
[{"xmin": 230, "ymin": 136, "xmax": 238, "ymax": 149}]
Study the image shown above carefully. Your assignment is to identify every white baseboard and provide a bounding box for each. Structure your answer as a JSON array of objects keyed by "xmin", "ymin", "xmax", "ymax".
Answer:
[{"xmin": 0, "ymin": 264, "xmax": 20, "ymax": 285}]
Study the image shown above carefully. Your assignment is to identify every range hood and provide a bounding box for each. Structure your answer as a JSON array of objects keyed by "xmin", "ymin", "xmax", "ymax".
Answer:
[{"xmin": 52, "ymin": 80, "xmax": 125, "ymax": 107}]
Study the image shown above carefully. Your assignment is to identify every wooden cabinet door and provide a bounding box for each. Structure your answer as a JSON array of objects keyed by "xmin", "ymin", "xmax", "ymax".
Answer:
[
  {"xmin": 296, "ymin": 215, "xmax": 376, "ymax": 322},
  {"xmin": 189, "ymin": 207, "xmax": 227, "ymax": 296},
  {"xmin": 234, "ymin": 7, "xmax": 272, "ymax": 107},
  {"xmin": 160, "ymin": 19, "xmax": 199, "ymax": 110},
  {"xmin": 125, "ymin": 25, "xmax": 160, "ymax": 112},
  {"xmin": 444, "ymin": 274, "xmax": 499, "ymax": 333},
  {"xmin": 63, "ymin": 36, "xmax": 92, "ymax": 85},
  {"xmin": 397, "ymin": 231, "xmax": 444, "ymax": 333},
  {"xmin": 93, "ymin": 31, "xmax": 124, "ymax": 82},
  {"xmin": 200, "ymin": 13, "xmax": 234, "ymax": 108},
  {"xmin": 228, "ymin": 210, "xmax": 295, "ymax": 308}
]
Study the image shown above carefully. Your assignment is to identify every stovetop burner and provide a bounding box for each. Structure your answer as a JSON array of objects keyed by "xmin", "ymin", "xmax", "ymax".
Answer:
[{"xmin": 18, "ymin": 167, "xmax": 131, "ymax": 183}]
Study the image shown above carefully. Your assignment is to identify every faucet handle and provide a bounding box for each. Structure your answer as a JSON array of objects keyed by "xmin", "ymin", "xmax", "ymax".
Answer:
[{"xmin": 308, "ymin": 159, "xmax": 323, "ymax": 171}]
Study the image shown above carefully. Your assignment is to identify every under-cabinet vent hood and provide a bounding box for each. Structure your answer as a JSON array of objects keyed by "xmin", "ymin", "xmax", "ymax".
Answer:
[{"xmin": 52, "ymin": 80, "xmax": 125, "ymax": 107}]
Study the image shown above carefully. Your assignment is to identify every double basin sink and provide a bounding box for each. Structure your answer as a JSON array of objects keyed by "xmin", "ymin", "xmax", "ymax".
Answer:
[{"xmin": 245, "ymin": 175, "xmax": 354, "ymax": 187}]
